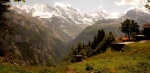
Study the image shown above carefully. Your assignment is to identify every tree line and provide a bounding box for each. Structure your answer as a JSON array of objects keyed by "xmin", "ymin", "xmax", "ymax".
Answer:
[{"xmin": 68, "ymin": 29, "xmax": 115, "ymax": 62}]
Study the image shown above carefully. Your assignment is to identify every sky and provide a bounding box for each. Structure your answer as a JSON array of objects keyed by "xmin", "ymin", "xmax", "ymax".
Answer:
[{"xmin": 11, "ymin": 0, "xmax": 147, "ymax": 14}]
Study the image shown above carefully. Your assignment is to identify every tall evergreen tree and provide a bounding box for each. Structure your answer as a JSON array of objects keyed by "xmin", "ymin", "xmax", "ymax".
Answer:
[
  {"xmin": 76, "ymin": 42, "xmax": 83, "ymax": 53},
  {"xmin": 96, "ymin": 32, "xmax": 115, "ymax": 53},
  {"xmin": 97, "ymin": 29, "xmax": 105, "ymax": 44},
  {"xmin": 91, "ymin": 35, "xmax": 97, "ymax": 49},
  {"xmin": 0, "ymin": 0, "xmax": 25, "ymax": 56},
  {"xmin": 0, "ymin": 0, "xmax": 11, "ymax": 56},
  {"xmin": 91, "ymin": 29, "xmax": 105, "ymax": 49},
  {"xmin": 88, "ymin": 41, "xmax": 91, "ymax": 47}
]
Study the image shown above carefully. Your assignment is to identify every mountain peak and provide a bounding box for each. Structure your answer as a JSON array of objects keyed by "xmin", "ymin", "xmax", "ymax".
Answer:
[
  {"xmin": 13, "ymin": 3, "xmax": 149, "ymax": 25},
  {"xmin": 124, "ymin": 6, "xmax": 149, "ymax": 14},
  {"xmin": 15, "ymin": 5, "xmax": 31, "ymax": 13}
]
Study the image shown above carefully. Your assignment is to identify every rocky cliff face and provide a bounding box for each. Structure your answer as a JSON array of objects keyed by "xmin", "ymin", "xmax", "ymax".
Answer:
[{"xmin": 0, "ymin": 10, "xmax": 67, "ymax": 66}]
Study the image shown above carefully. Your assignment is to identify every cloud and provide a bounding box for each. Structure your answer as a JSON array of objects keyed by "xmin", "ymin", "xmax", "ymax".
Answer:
[
  {"xmin": 115, "ymin": 0, "xmax": 147, "ymax": 6},
  {"xmin": 99, "ymin": 6, "xmax": 102, "ymax": 9},
  {"xmin": 98, "ymin": 6, "xmax": 108, "ymax": 14},
  {"xmin": 124, "ymin": 6, "xmax": 150, "ymax": 14},
  {"xmin": 54, "ymin": 2, "xmax": 72, "ymax": 7}
]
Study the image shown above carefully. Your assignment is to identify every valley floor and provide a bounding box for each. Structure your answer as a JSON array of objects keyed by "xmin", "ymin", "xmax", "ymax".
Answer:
[{"xmin": 0, "ymin": 41, "xmax": 150, "ymax": 73}]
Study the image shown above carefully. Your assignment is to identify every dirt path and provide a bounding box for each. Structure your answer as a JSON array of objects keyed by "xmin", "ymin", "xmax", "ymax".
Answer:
[{"xmin": 66, "ymin": 68, "xmax": 76, "ymax": 73}]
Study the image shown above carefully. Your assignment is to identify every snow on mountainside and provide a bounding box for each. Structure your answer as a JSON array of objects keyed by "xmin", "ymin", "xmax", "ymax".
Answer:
[
  {"xmin": 13, "ymin": 2, "xmax": 90, "ymax": 25},
  {"xmin": 121, "ymin": 6, "xmax": 150, "ymax": 26},
  {"xmin": 12, "ymin": 2, "xmax": 91, "ymax": 42},
  {"xmin": 67, "ymin": 7, "xmax": 150, "ymax": 50},
  {"xmin": 13, "ymin": 2, "xmax": 149, "ymax": 26},
  {"xmin": 124, "ymin": 6, "xmax": 150, "ymax": 14},
  {"xmin": 12, "ymin": 2, "xmax": 116, "ymax": 25}
]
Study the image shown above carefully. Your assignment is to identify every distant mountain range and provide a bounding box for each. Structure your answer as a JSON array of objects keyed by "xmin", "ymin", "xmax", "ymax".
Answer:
[
  {"xmin": 12, "ymin": 2, "xmax": 123, "ymax": 26},
  {"xmin": 12, "ymin": 3, "xmax": 150, "ymax": 26},
  {"xmin": 3, "ymin": 3, "xmax": 149, "ymax": 66}
]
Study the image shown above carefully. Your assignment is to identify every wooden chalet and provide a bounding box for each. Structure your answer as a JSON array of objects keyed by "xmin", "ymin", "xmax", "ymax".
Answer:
[
  {"xmin": 111, "ymin": 24, "xmax": 150, "ymax": 51},
  {"xmin": 135, "ymin": 24, "xmax": 150, "ymax": 40},
  {"xmin": 142, "ymin": 24, "xmax": 150, "ymax": 37}
]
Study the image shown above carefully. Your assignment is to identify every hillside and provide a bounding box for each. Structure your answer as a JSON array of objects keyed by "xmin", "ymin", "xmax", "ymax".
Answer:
[
  {"xmin": 0, "ymin": 41, "xmax": 150, "ymax": 73},
  {"xmin": 69, "ymin": 42, "xmax": 150, "ymax": 73},
  {"xmin": 0, "ymin": 10, "xmax": 68, "ymax": 66},
  {"xmin": 67, "ymin": 22, "xmax": 124, "ymax": 51},
  {"xmin": 67, "ymin": 10, "xmax": 150, "ymax": 51}
]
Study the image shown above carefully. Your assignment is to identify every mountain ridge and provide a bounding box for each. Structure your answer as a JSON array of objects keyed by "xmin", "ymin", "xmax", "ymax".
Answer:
[{"xmin": 12, "ymin": 3, "xmax": 150, "ymax": 25}]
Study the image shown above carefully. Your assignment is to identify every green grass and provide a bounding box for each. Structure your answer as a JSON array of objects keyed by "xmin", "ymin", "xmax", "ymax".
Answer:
[
  {"xmin": 69, "ymin": 42, "xmax": 150, "ymax": 73},
  {"xmin": 0, "ymin": 63, "xmax": 68, "ymax": 73}
]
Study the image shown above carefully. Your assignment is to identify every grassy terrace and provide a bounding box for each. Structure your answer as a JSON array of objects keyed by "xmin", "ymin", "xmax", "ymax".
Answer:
[{"xmin": 0, "ymin": 42, "xmax": 150, "ymax": 73}]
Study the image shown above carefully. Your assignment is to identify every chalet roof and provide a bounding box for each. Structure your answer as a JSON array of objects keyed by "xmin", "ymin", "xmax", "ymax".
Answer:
[
  {"xmin": 142, "ymin": 24, "xmax": 150, "ymax": 28},
  {"xmin": 112, "ymin": 42, "xmax": 134, "ymax": 45},
  {"xmin": 135, "ymin": 35, "xmax": 145, "ymax": 37}
]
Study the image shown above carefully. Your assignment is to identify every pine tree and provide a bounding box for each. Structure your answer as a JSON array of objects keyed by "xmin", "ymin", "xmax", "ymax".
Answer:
[
  {"xmin": 75, "ymin": 42, "xmax": 83, "ymax": 54},
  {"xmin": 88, "ymin": 41, "xmax": 91, "ymax": 46},
  {"xmin": 0, "ymin": 0, "xmax": 11, "ymax": 56},
  {"xmin": 91, "ymin": 29, "xmax": 105, "ymax": 49},
  {"xmin": 96, "ymin": 31, "xmax": 114, "ymax": 53},
  {"xmin": 91, "ymin": 35, "xmax": 97, "ymax": 49},
  {"xmin": 97, "ymin": 29, "xmax": 105, "ymax": 44}
]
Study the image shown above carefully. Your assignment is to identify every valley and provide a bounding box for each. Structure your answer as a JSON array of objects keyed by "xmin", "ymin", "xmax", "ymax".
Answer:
[
  {"xmin": 0, "ymin": 41, "xmax": 150, "ymax": 73},
  {"xmin": 0, "ymin": 1, "xmax": 150, "ymax": 73}
]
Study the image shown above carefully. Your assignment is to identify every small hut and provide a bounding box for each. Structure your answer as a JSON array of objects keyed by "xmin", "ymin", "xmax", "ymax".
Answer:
[
  {"xmin": 74, "ymin": 55, "xmax": 83, "ymax": 62},
  {"xmin": 111, "ymin": 42, "xmax": 133, "ymax": 51},
  {"xmin": 111, "ymin": 42, "xmax": 124, "ymax": 51}
]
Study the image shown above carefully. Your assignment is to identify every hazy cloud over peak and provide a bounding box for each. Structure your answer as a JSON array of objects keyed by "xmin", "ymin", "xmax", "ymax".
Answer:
[{"xmin": 115, "ymin": 0, "xmax": 147, "ymax": 6}]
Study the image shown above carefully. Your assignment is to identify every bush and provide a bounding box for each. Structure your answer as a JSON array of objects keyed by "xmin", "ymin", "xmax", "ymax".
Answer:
[{"xmin": 85, "ymin": 63, "xmax": 94, "ymax": 71}]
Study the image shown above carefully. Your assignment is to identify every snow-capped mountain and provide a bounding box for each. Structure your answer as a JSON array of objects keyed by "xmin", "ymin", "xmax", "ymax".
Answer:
[
  {"xmin": 121, "ymin": 6, "xmax": 150, "ymax": 26},
  {"xmin": 12, "ymin": 2, "xmax": 150, "ymax": 31},
  {"xmin": 12, "ymin": 2, "xmax": 115, "ymax": 26},
  {"xmin": 13, "ymin": 3, "xmax": 86, "ymax": 25},
  {"xmin": 12, "ymin": 2, "xmax": 150, "ymax": 25},
  {"xmin": 12, "ymin": 3, "xmax": 90, "ymax": 42}
]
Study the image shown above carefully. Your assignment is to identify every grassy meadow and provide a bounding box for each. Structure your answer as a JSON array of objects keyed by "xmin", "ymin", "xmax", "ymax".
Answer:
[
  {"xmin": 0, "ymin": 63, "xmax": 68, "ymax": 73},
  {"xmin": 69, "ymin": 42, "xmax": 150, "ymax": 73}
]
